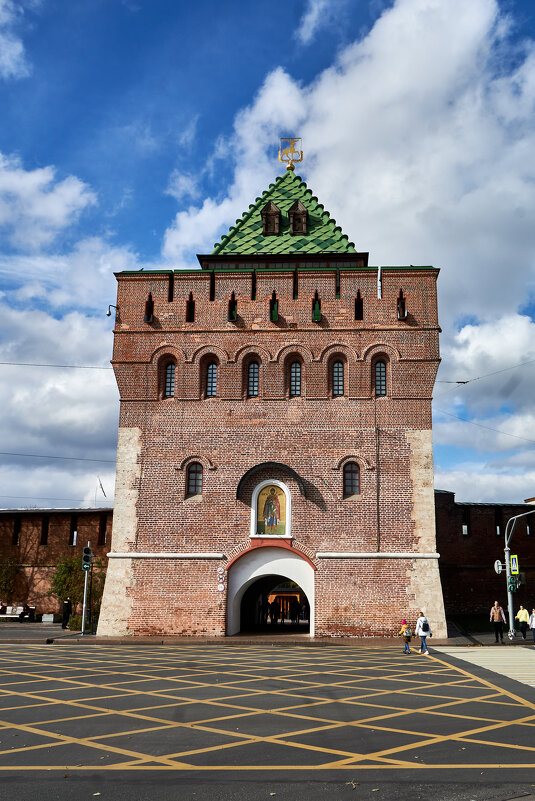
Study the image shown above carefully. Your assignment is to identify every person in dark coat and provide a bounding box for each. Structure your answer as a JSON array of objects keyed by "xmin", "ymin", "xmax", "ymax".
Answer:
[{"xmin": 62, "ymin": 597, "xmax": 72, "ymax": 629}]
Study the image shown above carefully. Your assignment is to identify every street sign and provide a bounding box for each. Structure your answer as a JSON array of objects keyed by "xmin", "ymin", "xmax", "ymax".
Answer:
[
  {"xmin": 494, "ymin": 560, "xmax": 503, "ymax": 574},
  {"xmin": 510, "ymin": 555, "xmax": 519, "ymax": 575}
]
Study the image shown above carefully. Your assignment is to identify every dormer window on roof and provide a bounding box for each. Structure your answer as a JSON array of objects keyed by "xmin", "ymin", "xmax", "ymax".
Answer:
[
  {"xmin": 261, "ymin": 201, "xmax": 281, "ymax": 236},
  {"xmin": 289, "ymin": 199, "xmax": 308, "ymax": 236}
]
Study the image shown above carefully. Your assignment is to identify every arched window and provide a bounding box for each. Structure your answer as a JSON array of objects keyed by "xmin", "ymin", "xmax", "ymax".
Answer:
[
  {"xmin": 186, "ymin": 462, "xmax": 203, "ymax": 496},
  {"xmin": 333, "ymin": 361, "xmax": 344, "ymax": 396},
  {"xmin": 290, "ymin": 361, "xmax": 301, "ymax": 397},
  {"xmin": 375, "ymin": 360, "xmax": 387, "ymax": 396},
  {"xmin": 164, "ymin": 362, "xmax": 175, "ymax": 398},
  {"xmin": 206, "ymin": 362, "xmax": 217, "ymax": 397},
  {"xmin": 343, "ymin": 462, "xmax": 360, "ymax": 498},
  {"xmin": 248, "ymin": 361, "xmax": 259, "ymax": 397}
]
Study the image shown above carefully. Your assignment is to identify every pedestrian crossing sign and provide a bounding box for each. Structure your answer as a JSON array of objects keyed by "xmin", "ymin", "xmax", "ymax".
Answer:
[{"xmin": 510, "ymin": 554, "xmax": 519, "ymax": 575}]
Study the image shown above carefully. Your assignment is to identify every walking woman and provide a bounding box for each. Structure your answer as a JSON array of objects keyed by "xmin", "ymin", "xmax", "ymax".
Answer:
[
  {"xmin": 415, "ymin": 611, "xmax": 432, "ymax": 655},
  {"xmin": 529, "ymin": 608, "xmax": 535, "ymax": 644},
  {"xmin": 515, "ymin": 605, "xmax": 530, "ymax": 640}
]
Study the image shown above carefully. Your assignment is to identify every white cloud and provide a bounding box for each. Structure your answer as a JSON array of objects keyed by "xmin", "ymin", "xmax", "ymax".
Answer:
[
  {"xmin": 0, "ymin": 0, "xmax": 30, "ymax": 79},
  {"xmin": 435, "ymin": 314, "xmax": 535, "ymax": 414},
  {"xmin": 0, "ymin": 153, "xmax": 97, "ymax": 251},
  {"xmin": 0, "ymin": 304, "xmax": 119, "ymax": 507},
  {"xmin": 165, "ymin": 170, "xmax": 200, "ymax": 202},
  {"xmin": 177, "ymin": 115, "xmax": 199, "ymax": 149},
  {"xmin": 296, "ymin": 0, "xmax": 331, "ymax": 45},
  {"xmin": 0, "ymin": 236, "xmax": 138, "ymax": 310},
  {"xmin": 435, "ymin": 466, "xmax": 535, "ymax": 504}
]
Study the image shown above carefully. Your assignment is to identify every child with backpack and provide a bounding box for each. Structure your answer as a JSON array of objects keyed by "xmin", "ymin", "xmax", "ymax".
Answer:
[
  {"xmin": 415, "ymin": 612, "xmax": 432, "ymax": 655},
  {"xmin": 399, "ymin": 619, "xmax": 413, "ymax": 654}
]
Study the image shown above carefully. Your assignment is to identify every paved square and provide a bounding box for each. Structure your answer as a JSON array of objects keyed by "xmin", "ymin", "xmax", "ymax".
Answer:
[{"xmin": 1, "ymin": 642, "xmax": 535, "ymax": 780}]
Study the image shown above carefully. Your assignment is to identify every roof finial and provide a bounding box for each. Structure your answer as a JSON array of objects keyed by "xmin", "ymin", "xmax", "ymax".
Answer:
[{"xmin": 278, "ymin": 137, "xmax": 303, "ymax": 171}]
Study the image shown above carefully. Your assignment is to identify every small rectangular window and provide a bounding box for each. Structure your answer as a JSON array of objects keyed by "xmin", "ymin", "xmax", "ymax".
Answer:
[
  {"xmin": 209, "ymin": 271, "xmax": 215, "ymax": 301},
  {"xmin": 495, "ymin": 508, "xmax": 501, "ymax": 536},
  {"xmin": 69, "ymin": 515, "xmax": 77, "ymax": 546},
  {"xmin": 355, "ymin": 291, "xmax": 363, "ymax": 321},
  {"xmin": 186, "ymin": 294, "xmax": 195, "ymax": 322},
  {"xmin": 527, "ymin": 524, "xmax": 531, "ymax": 536},
  {"xmin": 375, "ymin": 361, "xmax": 387, "ymax": 396},
  {"xmin": 168, "ymin": 273, "xmax": 174, "ymax": 302},
  {"xmin": 187, "ymin": 463, "xmax": 203, "ymax": 496},
  {"xmin": 343, "ymin": 463, "xmax": 360, "ymax": 497},
  {"xmin": 40, "ymin": 515, "xmax": 49, "ymax": 546},
  {"xmin": 333, "ymin": 361, "xmax": 344, "ymax": 396},
  {"xmin": 206, "ymin": 362, "xmax": 217, "ymax": 397},
  {"xmin": 290, "ymin": 362, "xmax": 301, "ymax": 397},
  {"xmin": 462, "ymin": 508, "xmax": 470, "ymax": 536},
  {"xmin": 98, "ymin": 513, "xmax": 107, "ymax": 546},
  {"xmin": 12, "ymin": 516, "xmax": 21, "ymax": 546},
  {"xmin": 248, "ymin": 362, "xmax": 259, "ymax": 397}
]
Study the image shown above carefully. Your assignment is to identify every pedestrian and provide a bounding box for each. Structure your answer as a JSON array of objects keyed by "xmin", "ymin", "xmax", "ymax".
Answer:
[
  {"xmin": 62, "ymin": 596, "xmax": 72, "ymax": 630},
  {"xmin": 260, "ymin": 597, "xmax": 268, "ymax": 625},
  {"xmin": 415, "ymin": 611, "xmax": 432, "ymax": 655},
  {"xmin": 490, "ymin": 600, "xmax": 506, "ymax": 643},
  {"xmin": 529, "ymin": 608, "xmax": 535, "ymax": 644},
  {"xmin": 399, "ymin": 619, "xmax": 412, "ymax": 654},
  {"xmin": 289, "ymin": 598, "xmax": 300, "ymax": 625},
  {"xmin": 515, "ymin": 604, "xmax": 530, "ymax": 640},
  {"xmin": 269, "ymin": 599, "xmax": 279, "ymax": 626}
]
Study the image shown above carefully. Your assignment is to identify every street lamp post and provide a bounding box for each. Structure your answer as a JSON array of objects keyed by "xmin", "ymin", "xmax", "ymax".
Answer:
[{"xmin": 504, "ymin": 509, "xmax": 535, "ymax": 639}]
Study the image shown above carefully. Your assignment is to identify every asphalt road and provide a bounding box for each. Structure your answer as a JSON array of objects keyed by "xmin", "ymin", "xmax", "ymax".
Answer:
[{"xmin": 1, "ymin": 643, "xmax": 535, "ymax": 801}]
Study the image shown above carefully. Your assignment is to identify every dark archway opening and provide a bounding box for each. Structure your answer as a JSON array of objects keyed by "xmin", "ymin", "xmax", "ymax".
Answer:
[{"xmin": 239, "ymin": 574, "xmax": 310, "ymax": 634}]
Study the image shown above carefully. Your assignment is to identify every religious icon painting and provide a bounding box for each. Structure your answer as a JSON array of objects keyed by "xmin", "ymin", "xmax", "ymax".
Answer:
[{"xmin": 256, "ymin": 485, "xmax": 286, "ymax": 536}]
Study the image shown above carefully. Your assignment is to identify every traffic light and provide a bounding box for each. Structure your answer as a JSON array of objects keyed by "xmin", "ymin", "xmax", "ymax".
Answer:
[
  {"xmin": 82, "ymin": 546, "xmax": 92, "ymax": 571},
  {"xmin": 508, "ymin": 575, "xmax": 516, "ymax": 592}
]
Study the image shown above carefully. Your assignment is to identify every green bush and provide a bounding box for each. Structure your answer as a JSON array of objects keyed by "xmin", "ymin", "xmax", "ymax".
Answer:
[
  {"xmin": 67, "ymin": 614, "xmax": 82, "ymax": 631},
  {"xmin": 48, "ymin": 555, "xmax": 106, "ymax": 613}
]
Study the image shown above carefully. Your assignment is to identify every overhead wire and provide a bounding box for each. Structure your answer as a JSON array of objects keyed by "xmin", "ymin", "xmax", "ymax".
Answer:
[
  {"xmin": 433, "ymin": 407, "xmax": 535, "ymax": 445},
  {"xmin": 0, "ymin": 362, "xmax": 112, "ymax": 369},
  {"xmin": 0, "ymin": 451, "xmax": 115, "ymax": 463}
]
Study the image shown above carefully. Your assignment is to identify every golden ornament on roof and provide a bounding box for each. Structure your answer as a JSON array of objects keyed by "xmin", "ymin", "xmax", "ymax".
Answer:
[{"xmin": 278, "ymin": 137, "xmax": 303, "ymax": 171}]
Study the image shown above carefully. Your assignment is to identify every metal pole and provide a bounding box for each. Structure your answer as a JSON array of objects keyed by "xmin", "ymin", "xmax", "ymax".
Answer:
[
  {"xmin": 81, "ymin": 539, "xmax": 90, "ymax": 636},
  {"xmin": 89, "ymin": 559, "xmax": 93, "ymax": 634},
  {"xmin": 504, "ymin": 509, "xmax": 535, "ymax": 639},
  {"xmin": 504, "ymin": 519, "xmax": 515, "ymax": 639}
]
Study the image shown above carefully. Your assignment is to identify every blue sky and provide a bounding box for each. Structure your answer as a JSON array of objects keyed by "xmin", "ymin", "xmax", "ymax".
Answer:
[{"xmin": 1, "ymin": 0, "xmax": 535, "ymax": 507}]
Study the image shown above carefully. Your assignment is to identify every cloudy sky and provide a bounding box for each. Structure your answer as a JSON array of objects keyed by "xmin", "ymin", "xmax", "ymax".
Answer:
[{"xmin": 1, "ymin": 0, "xmax": 534, "ymax": 508}]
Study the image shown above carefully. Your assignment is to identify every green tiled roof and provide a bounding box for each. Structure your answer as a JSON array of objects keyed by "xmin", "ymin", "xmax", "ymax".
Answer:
[{"xmin": 211, "ymin": 170, "xmax": 356, "ymax": 255}]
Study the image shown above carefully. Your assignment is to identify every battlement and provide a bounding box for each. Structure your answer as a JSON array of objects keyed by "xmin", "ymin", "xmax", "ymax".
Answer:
[{"xmin": 113, "ymin": 264, "xmax": 439, "ymax": 332}]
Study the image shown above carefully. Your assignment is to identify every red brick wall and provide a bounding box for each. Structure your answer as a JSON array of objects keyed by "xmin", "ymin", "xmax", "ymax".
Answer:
[
  {"xmin": 103, "ymin": 260, "xmax": 442, "ymax": 636},
  {"xmin": 0, "ymin": 510, "xmax": 111, "ymax": 612},
  {"xmin": 435, "ymin": 491, "xmax": 534, "ymax": 614}
]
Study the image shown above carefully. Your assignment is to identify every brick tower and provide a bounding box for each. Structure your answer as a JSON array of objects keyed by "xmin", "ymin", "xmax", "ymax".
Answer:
[{"xmin": 98, "ymin": 166, "xmax": 447, "ymax": 638}]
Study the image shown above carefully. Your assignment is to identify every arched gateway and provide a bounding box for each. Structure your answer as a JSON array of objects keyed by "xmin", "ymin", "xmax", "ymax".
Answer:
[{"xmin": 227, "ymin": 546, "xmax": 315, "ymax": 636}]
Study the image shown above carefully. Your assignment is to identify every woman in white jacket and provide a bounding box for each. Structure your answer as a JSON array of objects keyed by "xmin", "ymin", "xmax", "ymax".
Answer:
[
  {"xmin": 529, "ymin": 608, "xmax": 535, "ymax": 644},
  {"xmin": 415, "ymin": 612, "xmax": 432, "ymax": 655}
]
